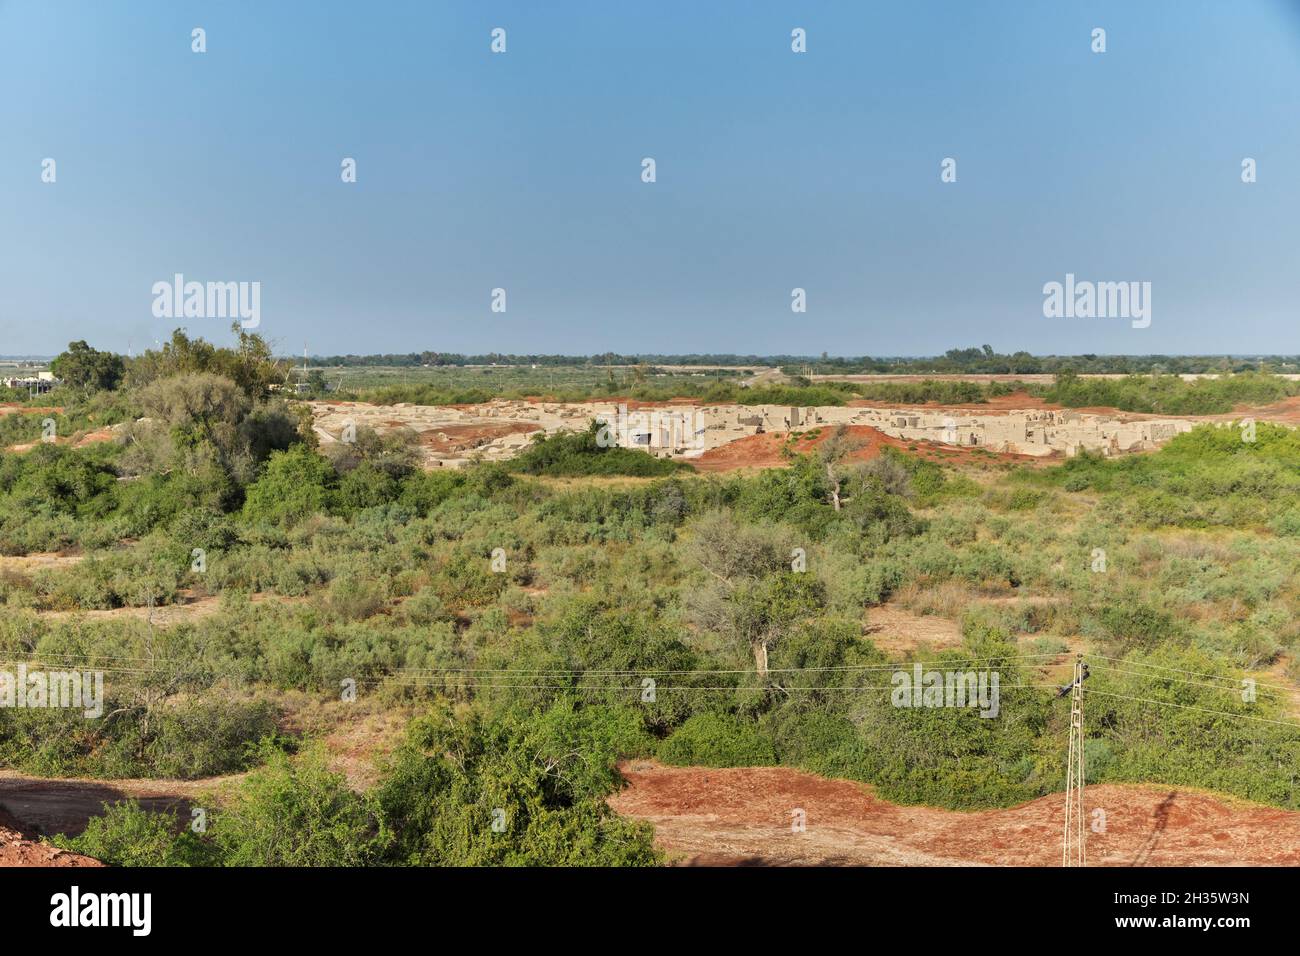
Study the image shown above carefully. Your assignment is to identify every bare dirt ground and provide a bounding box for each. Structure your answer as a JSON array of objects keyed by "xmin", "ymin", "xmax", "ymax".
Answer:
[
  {"xmin": 7, "ymin": 426, "xmax": 121, "ymax": 453},
  {"xmin": 31, "ymin": 590, "xmax": 303, "ymax": 626},
  {"xmin": 863, "ymin": 604, "xmax": 963, "ymax": 654},
  {"xmin": 0, "ymin": 552, "xmax": 85, "ymax": 572},
  {"xmin": 0, "ymin": 404, "xmax": 63, "ymax": 416},
  {"xmin": 0, "ymin": 807, "xmax": 102, "ymax": 867},
  {"xmin": 0, "ymin": 695, "xmax": 410, "ymax": 847},
  {"xmin": 690, "ymin": 424, "xmax": 1036, "ymax": 472},
  {"xmin": 416, "ymin": 421, "xmax": 542, "ymax": 454},
  {"xmin": 1225, "ymin": 394, "xmax": 1300, "ymax": 425},
  {"xmin": 609, "ymin": 761, "xmax": 1300, "ymax": 866},
  {"xmin": 0, "ymin": 771, "xmax": 217, "ymax": 841}
]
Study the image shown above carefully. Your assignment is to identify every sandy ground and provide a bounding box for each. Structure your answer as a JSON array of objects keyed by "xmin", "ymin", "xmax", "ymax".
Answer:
[
  {"xmin": 0, "ymin": 552, "xmax": 85, "ymax": 572},
  {"xmin": 863, "ymin": 604, "xmax": 963, "ymax": 653},
  {"xmin": 31, "ymin": 590, "xmax": 304, "ymax": 626},
  {"xmin": 609, "ymin": 761, "xmax": 1300, "ymax": 866}
]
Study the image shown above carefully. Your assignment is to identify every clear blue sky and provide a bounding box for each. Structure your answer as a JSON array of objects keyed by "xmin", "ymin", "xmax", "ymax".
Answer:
[{"xmin": 3, "ymin": 0, "xmax": 1299, "ymax": 357}]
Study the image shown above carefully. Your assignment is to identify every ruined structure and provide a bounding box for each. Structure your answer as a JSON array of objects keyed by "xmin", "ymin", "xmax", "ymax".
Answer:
[{"xmin": 308, "ymin": 399, "xmax": 1201, "ymax": 469}]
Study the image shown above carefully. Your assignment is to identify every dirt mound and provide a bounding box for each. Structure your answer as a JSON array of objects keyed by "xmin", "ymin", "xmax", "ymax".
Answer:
[
  {"xmin": 0, "ymin": 806, "xmax": 102, "ymax": 867},
  {"xmin": 690, "ymin": 425, "xmax": 1032, "ymax": 472},
  {"xmin": 609, "ymin": 761, "xmax": 1300, "ymax": 866},
  {"xmin": 417, "ymin": 421, "xmax": 541, "ymax": 453},
  {"xmin": 6, "ymin": 425, "xmax": 121, "ymax": 453}
]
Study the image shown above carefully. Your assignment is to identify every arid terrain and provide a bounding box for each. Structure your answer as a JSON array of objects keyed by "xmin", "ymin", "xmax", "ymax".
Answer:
[
  {"xmin": 301, "ymin": 390, "xmax": 1296, "ymax": 471},
  {"xmin": 610, "ymin": 762, "xmax": 1300, "ymax": 867}
]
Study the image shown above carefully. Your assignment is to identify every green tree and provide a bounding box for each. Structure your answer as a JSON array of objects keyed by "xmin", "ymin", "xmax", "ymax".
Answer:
[
  {"xmin": 375, "ymin": 702, "xmax": 659, "ymax": 867},
  {"xmin": 50, "ymin": 341, "xmax": 125, "ymax": 393},
  {"xmin": 212, "ymin": 743, "xmax": 386, "ymax": 866},
  {"xmin": 242, "ymin": 444, "xmax": 335, "ymax": 527},
  {"xmin": 126, "ymin": 327, "xmax": 284, "ymax": 399},
  {"xmin": 52, "ymin": 801, "xmax": 213, "ymax": 866}
]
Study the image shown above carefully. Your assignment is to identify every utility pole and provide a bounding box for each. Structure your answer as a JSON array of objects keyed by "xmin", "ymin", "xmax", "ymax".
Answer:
[{"xmin": 1062, "ymin": 654, "xmax": 1087, "ymax": 867}]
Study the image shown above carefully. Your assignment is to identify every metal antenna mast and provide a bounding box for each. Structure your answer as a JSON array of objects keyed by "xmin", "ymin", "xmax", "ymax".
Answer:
[{"xmin": 1062, "ymin": 654, "xmax": 1087, "ymax": 866}]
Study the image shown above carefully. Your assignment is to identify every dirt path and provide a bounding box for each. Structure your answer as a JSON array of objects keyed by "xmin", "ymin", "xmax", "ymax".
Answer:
[
  {"xmin": 0, "ymin": 552, "xmax": 85, "ymax": 572},
  {"xmin": 33, "ymin": 590, "xmax": 308, "ymax": 626},
  {"xmin": 609, "ymin": 761, "xmax": 1300, "ymax": 866},
  {"xmin": 0, "ymin": 771, "xmax": 221, "ymax": 841},
  {"xmin": 0, "ymin": 695, "xmax": 412, "ymax": 841}
]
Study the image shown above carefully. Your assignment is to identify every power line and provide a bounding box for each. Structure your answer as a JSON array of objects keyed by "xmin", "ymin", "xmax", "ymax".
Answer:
[
  {"xmin": 1086, "ymin": 689, "xmax": 1300, "ymax": 732},
  {"xmin": 0, "ymin": 651, "xmax": 1067, "ymax": 674},
  {"xmin": 352, "ymin": 678, "xmax": 1067, "ymax": 691},
  {"xmin": 1088, "ymin": 653, "xmax": 1292, "ymax": 693},
  {"xmin": 1090, "ymin": 662, "xmax": 1292, "ymax": 698}
]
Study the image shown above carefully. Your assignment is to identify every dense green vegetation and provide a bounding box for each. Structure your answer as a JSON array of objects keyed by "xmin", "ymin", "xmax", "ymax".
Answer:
[
  {"xmin": 346, "ymin": 368, "xmax": 1298, "ymax": 416},
  {"xmin": 2, "ymin": 334, "xmax": 1297, "ymax": 865},
  {"xmin": 508, "ymin": 424, "xmax": 692, "ymax": 478},
  {"xmin": 1037, "ymin": 370, "xmax": 1298, "ymax": 415}
]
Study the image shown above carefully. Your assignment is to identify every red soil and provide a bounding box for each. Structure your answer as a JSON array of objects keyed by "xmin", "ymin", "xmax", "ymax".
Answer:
[
  {"xmin": 610, "ymin": 761, "xmax": 1300, "ymax": 867},
  {"xmin": 689, "ymin": 425, "xmax": 1035, "ymax": 472},
  {"xmin": 0, "ymin": 807, "xmax": 101, "ymax": 868},
  {"xmin": 7, "ymin": 426, "xmax": 119, "ymax": 453},
  {"xmin": 417, "ymin": 421, "xmax": 541, "ymax": 453},
  {"xmin": 1225, "ymin": 394, "xmax": 1300, "ymax": 425}
]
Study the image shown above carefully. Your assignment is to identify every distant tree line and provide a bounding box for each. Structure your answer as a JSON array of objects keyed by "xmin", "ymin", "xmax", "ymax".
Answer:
[{"xmin": 293, "ymin": 347, "xmax": 1300, "ymax": 375}]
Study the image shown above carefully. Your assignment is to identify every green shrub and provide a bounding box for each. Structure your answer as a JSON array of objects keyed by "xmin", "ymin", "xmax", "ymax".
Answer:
[
  {"xmin": 658, "ymin": 712, "xmax": 777, "ymax": 767},
  {"xmin": 52, "ymin": 801, "xmax": 212, "ymax": 867},
  {"xmin": 509, "ymin": 423, "xmax": 691, "ymax": 477},
  {"xmin": 212, "ymin": 743, "xmax": 386, "ymax": 866},
  {"xmin": 242, "ymin": 445, "xmax": 334, "ymax": 527}
]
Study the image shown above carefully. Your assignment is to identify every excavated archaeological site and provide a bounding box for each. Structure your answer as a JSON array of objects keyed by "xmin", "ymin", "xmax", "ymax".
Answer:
[{"xmin": 308, "ymin": 395, "xmax": 1211, "ymax": 470}]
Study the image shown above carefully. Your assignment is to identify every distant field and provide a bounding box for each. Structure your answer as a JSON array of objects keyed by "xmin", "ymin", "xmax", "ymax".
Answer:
[
  {"xmin": 814, "ymin": 372, "xmax": 1300, "ymax": 383},
  {"xmin": 303, "ymin": 364, "xmax": 1300, "ymax": 395},
  {"xmin": 307, "ymin": 364, "xmax": 748, "ymax": 394}
]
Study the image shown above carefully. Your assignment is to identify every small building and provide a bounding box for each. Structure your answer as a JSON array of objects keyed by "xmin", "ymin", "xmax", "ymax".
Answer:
[{"xmin": 2, "ymin": 375, "xmax": 59, "ymax": 394}]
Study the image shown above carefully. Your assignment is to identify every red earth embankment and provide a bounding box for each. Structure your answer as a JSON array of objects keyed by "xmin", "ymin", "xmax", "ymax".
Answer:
[
  {"xmin": 689, "ymin": 425, "xmax": 1036, "ymax": 472},
  {"xmin": 609, "ymin": 761, "xmax": 1300, "ymax": 866},
  {"xmin": 0, "ymin": 807, "xmax": 101, "ymax": 868}
]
